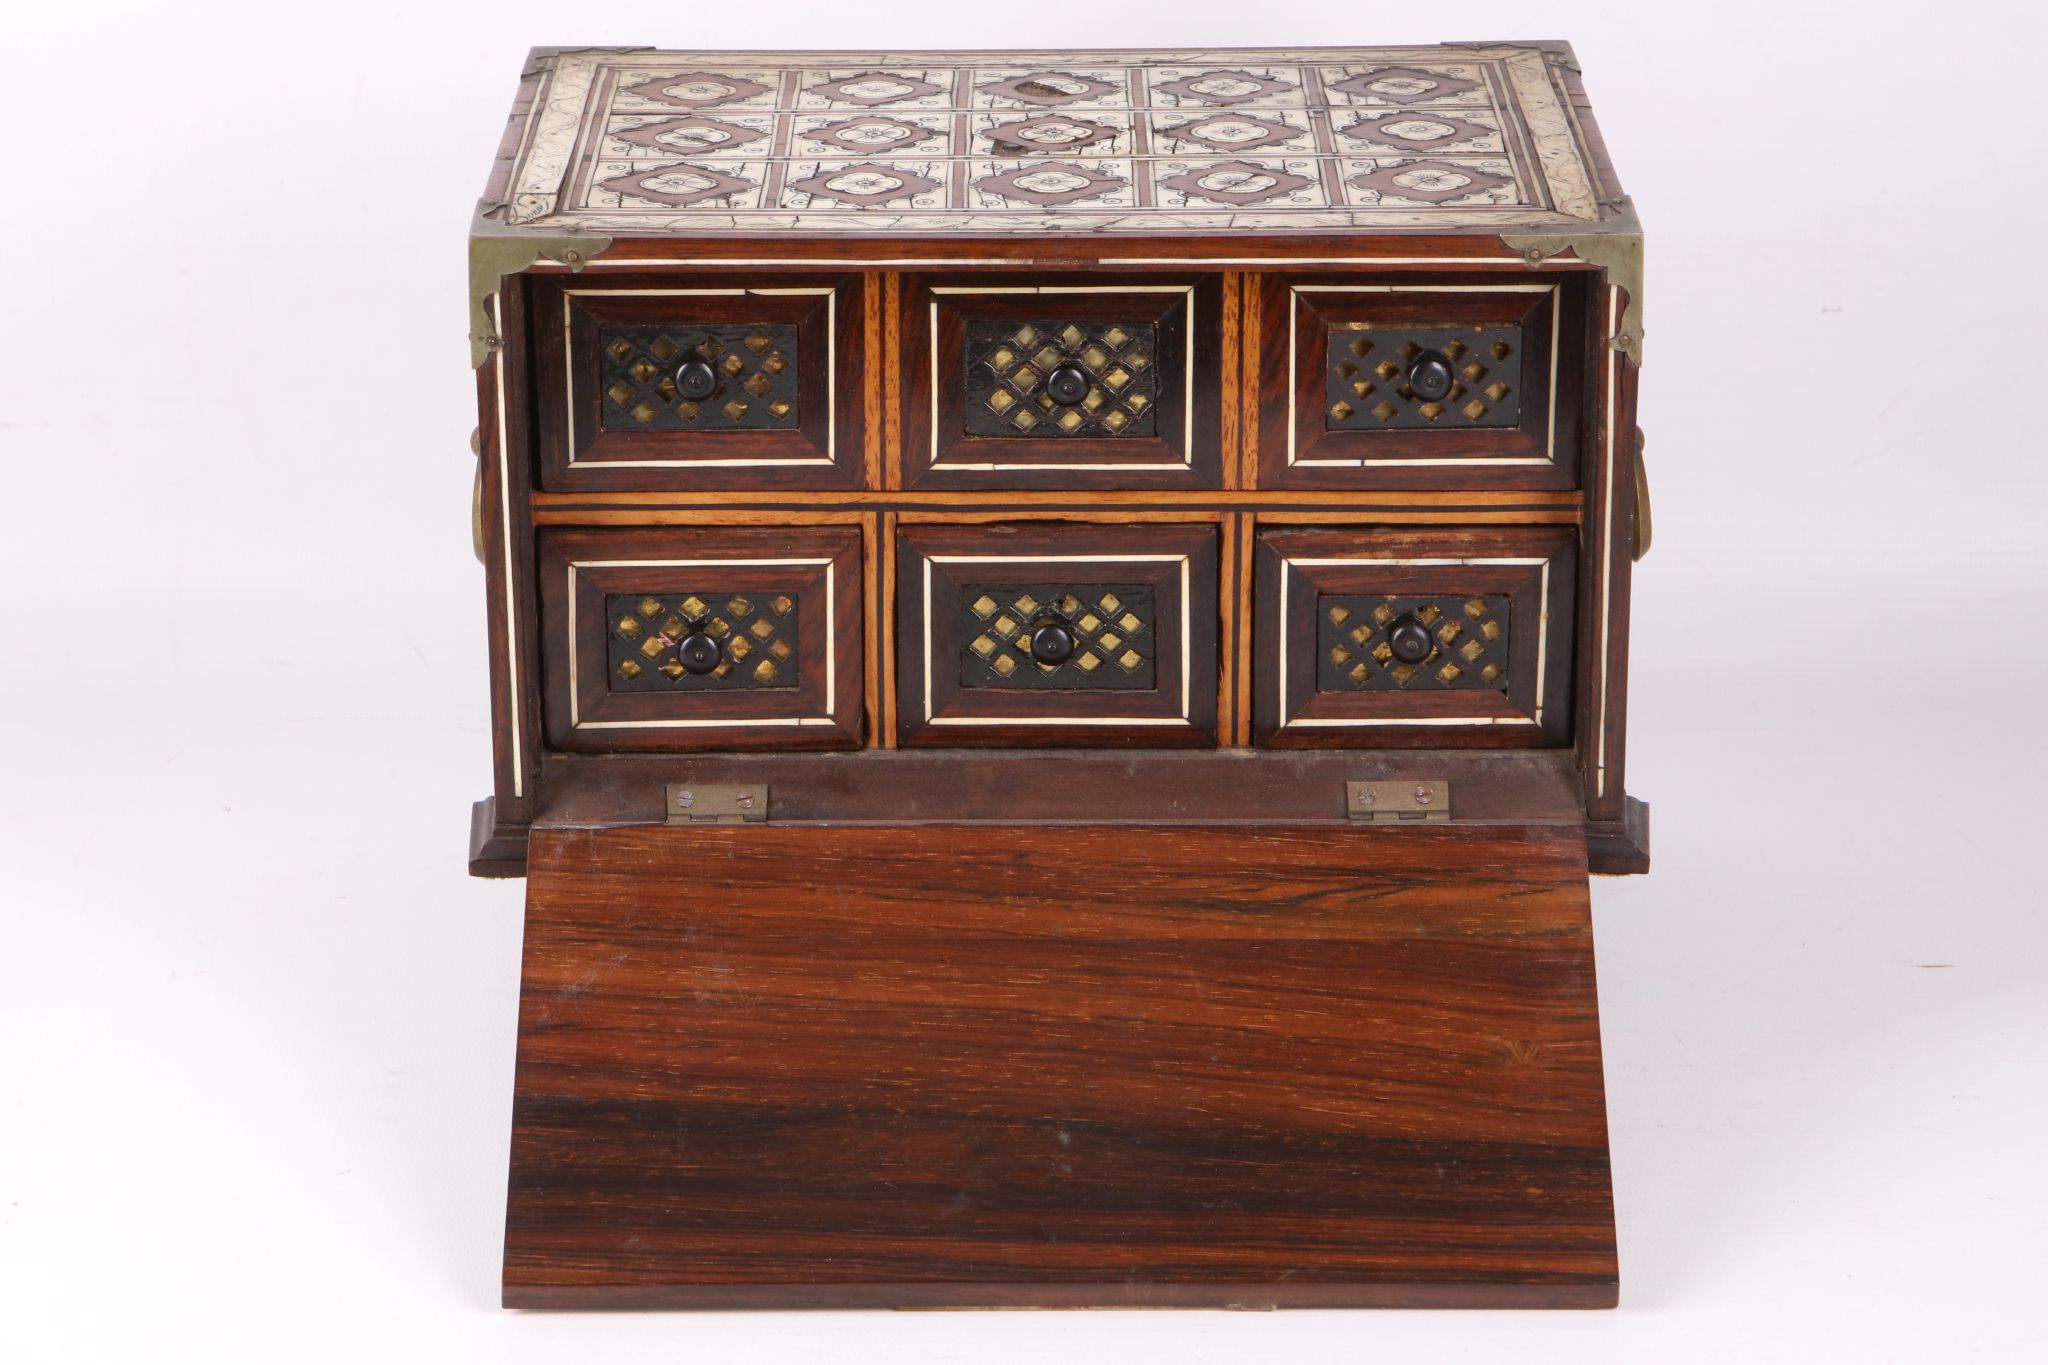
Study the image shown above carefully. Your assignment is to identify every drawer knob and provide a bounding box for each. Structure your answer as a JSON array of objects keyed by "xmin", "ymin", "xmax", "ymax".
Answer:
[
  {"xmin": 1406, "ymin": 350, "xmax": 1455, "ymax": 402},
  {"xmin": 1029, "ymin": 620, "xmax": 1078, "ymax": 665},
  {"xmin": 676, "ymin": 631, "xmax": 723, "ymax": 675},
  {"xmin": 1387, "ymin": 615, "xmax": 1434, "ymax": 665},
  {"xmin": 1045, "ymin": 364, "xmax": 1091, "ymax": 406},
  {"xmin": 674, "ymin": 359, "xmax": 719, "ymax": 402}
]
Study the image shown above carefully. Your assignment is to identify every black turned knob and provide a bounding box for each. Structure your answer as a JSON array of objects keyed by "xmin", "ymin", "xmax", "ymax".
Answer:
[
  {"xmin": 1406, "ymin": 349, "xmax": 1455, "ymax": 402},
  {"xmin": 1029, "ymin": 621, "xmax": 1077, "ymax": 665},
  {"xmin": 676, "ymin": 632, "xmax": 723, "ymax": 675},
  {"xmin": 1045, "ymin": 364, "xmax": 1091, "ymax": 406},
  {"xmin": 674, "ymin": 359, "xmax": 719, "ymax": 401},
  {"xmin": 1387, "ymin": 615, "xmax": 1434, "ymax": 665}
]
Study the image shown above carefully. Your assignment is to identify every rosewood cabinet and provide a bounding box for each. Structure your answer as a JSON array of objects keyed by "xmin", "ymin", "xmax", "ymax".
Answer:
[{"xmin": 467, "ymin": 42, "xmax": 1651, "ymax": 1310}]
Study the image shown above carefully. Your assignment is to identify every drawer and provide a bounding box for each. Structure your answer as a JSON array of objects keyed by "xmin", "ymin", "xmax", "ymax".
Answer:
[
  {"xmin": 1251, "ymin": 525, "xmax": 1574, "ymax": 747},
  {"xmin": 533, "ymin": 274, "xmax": 867, "ymax": 491},
  {"xmin": 1253, "ymin": 275, "xmax": 1584, "ymax": 491},
  {"xmin": 900, "ymin": 275, "xmax": 1225, "ymax": 489},
  {"xmin": 894, "ymin": 520, "xmax": 1220, "ymax": 746},
  {"xmin": 538, "ymin": 526, "xmax": 864, "ymax": 751}
]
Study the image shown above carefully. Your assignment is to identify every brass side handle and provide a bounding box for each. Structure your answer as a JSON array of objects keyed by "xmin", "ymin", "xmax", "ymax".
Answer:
[
  {"xmin": 470, "ymin": 426, "xmax": 485, "ymax": 564},
  {"xmin": 1632, "ymin": 425, "xmax": 1652, "ymax": 562}
]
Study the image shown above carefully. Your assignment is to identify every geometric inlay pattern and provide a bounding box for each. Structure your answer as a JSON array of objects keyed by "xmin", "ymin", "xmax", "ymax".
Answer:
[
  {"xmin": 498, "ymin": 47, "xmax": 1615, "ymax": 232},
  {"xmin": 1317, "ymin": 595, "xmax": 1512, "ymax": 691},
  {"xmin": 1156, "ymin": 159, "xmax": 1316, "ymax": 207},
  {"xmin": 959, "ymin": 585, "xmax": 1157, "ymax": 690},
  {"xmin": 805, "ymin": 116, "xmax": 941, "ymax": 153},
  {"xmin": 599, "ymin": 161, "xmax": 757, "ymax": 208},
  {"xmin": 1325, "ymin": 324, "xmax": 1522, "ymax": 430},
  {"xmin": 598, "ymin": 324, "xmax": 800, "ymax": 431},
  {"xmin": 963, "ymin": 320, "xmax": 1160, "ymax": 438},
  {"xmin": 1157, "ymin": 112, "xmax": 1304, "ymax": 152},
  {"xmin": 787, "ymin": 161, "xmax": 945, "ymax": 207},
  {"xmin": 1346, "ymin": 158, "xmax": 1513, "ymax": 204},
  {"xmin": 606, "ymin": 591, "xmax": 801, "ymax": 690},
  {"xmin": 808, "ymin": 71, "xmax": 947, "ymax": 105},
  {"xmin": 612, "ymin": 116, "xmax": 769, "ymax": 155},
  {"xmin": 972, "ymin": 161, "xmax": 1127, "ymax": 207},
  {"xmin": 978, "ymin": 72, "xmax": 1121, "ymax": 105},
  {"xmin": 621, "ymin": 71, "xmax": 776, "ymax": 108},
  {"xmin": 1335, "ymin": 109, "xmax": 1496, "ymax": 152},
  {"xmin": 982, "ymin": 114, "xmax": 1122, "ymax": 155},
  {"xmin": 1324, "ymin": 66, "xmax": 1482, "ymax": 103},
  {"xmin": 1153, "ymin": 69, "xmax": 1297, "ymax": 105}
]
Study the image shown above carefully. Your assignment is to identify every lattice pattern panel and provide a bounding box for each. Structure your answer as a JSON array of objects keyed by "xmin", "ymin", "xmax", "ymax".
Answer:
[
  {"xmin": 1325, "ymin": 324, "xmax": 1522, "ymax": 429},
  {"xmin": 963, "ymin": 320, "xmax": 1160, "ymax": 438},
  {"xmin": 605, "ymin": 591, "xmax": 800, "ymax": 690},
  {"xmin": 598, "ymin": 324, "xmax": 800, "ymax": 431},
  {"xmin": 959, "ymin": 584, "xmax": 1157, "ymax": 689},
  {"xmin": 1318, "ymin": 595, "xmax": 1512, "ymax": 691}
]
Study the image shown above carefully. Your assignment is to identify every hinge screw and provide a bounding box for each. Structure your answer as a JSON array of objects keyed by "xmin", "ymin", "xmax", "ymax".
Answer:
[
  {"xmin": 735, "ymin": 791, "xmax": 756, "ymax": 809},
  {"xmin": 674, "ymin": 791, "xmax": 695, "ymax": 808},
  {"xmin": 1355, "ymin": 789, "xmax": 1375, "ymax": 806},
  {"xmin": 1413, "ymin": 786, "xmax": 1435, "ymax": 805},
  {"xmin": 1524, "ymin": 247, "xmax": 1545, "ymax": 262}
]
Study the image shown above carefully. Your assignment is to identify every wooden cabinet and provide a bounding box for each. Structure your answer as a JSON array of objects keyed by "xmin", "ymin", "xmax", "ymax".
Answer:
[{"xmin": 469, "ymin": 41, "xmax": 1652, "ymax": 1310}]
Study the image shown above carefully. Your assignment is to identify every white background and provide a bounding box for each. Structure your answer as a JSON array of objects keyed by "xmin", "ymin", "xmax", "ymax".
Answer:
[{"xmin": 2, "ymin": 3, "xmax": 2044, "ymax": 1360}]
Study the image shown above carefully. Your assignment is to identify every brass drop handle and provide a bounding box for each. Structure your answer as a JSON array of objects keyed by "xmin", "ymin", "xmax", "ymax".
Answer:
[
  {"xmin": 1386, "ymin": 615, "xmax": 1434, "ymax": 665},
  {"xmin": 1633, "ymin": 425, "xmax": 1653, "ymax": 561},
  {"xmin": 1406, "ymin": 349, "xmax": 1455, "ymax": 402},
  {"xmin": 675, "ymin": 358, "xmax": 719, "ymax": 401},
  {"xmin": 1045, "ymin": 363, "xmax": 1091, "ymax": 406},
  {"xmin": 676, "ymin": 630, "xmax": 723, "ymax": 675}
]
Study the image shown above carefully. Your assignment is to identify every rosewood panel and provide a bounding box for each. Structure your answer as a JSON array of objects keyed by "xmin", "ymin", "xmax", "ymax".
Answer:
[{"xmin": 505, "ymin": 821, "xmax": 1617, "ymax": 1308}]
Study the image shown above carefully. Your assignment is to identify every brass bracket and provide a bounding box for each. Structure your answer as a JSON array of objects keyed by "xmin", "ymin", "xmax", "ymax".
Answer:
[
  {"xmin": 1502, "ymin": 215, "xmax": 1644, "ymax": 367},
  {"xmin": 468, "ymin": 215, "xmax": 614, "ymax": 368},
  {"xmin": 1346, "ymin": 780, "xmax": 1451, "ymax": 823},
  {"xmin": 664, "ymin": 783, "xmax": 768, "ymax": 825}
]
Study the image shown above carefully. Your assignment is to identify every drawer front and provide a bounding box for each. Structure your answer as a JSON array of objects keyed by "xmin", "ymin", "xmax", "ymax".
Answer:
[
  {"xmin": 901, "ymin": 275, "xmax": 1225, "ymax": 489},
  {"xmin": 539, "ymin": 526, "xmax": 864, "ymax": 751},
  {"xmin": 534, "ymin": 274, "xmax": 866, "ymax": 490},
  {"xmin": 1252, "ymin": 525, "xmax": 1574, "ymax": 747},
  {"xmin": 895, "ymin": 521, "xmax": 1220, "ymax": 746},
  {"xmin": 1255, "ymin": 274, "xmax": 1584, "ymax": 490}
]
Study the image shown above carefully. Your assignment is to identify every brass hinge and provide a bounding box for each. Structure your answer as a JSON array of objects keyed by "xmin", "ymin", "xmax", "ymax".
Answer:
[
  {"xmin": 1346, "ymin": 780, "xmax": 1451, "ymax": 823},
  {"xmin": 664, "ymin": 783, "xmax": 768, "ymax": 825}
]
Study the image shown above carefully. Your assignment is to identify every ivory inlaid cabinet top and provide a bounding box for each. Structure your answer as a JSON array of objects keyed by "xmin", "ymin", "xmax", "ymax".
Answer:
[{"xmin": 485, "ymin": 44, "xmax": 1629, "ymax": 235}]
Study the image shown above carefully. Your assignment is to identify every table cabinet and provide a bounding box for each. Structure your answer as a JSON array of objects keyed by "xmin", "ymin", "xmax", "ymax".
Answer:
[{"xmin": 467, "ymin": 42, "xmax": 1651, "ymax": 1309}]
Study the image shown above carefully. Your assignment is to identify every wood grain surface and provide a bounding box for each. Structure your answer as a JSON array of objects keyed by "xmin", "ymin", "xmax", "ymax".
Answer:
[{"xmin": 505, "ymin": 822, "xmax": 1617, "ymax": 1308}]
